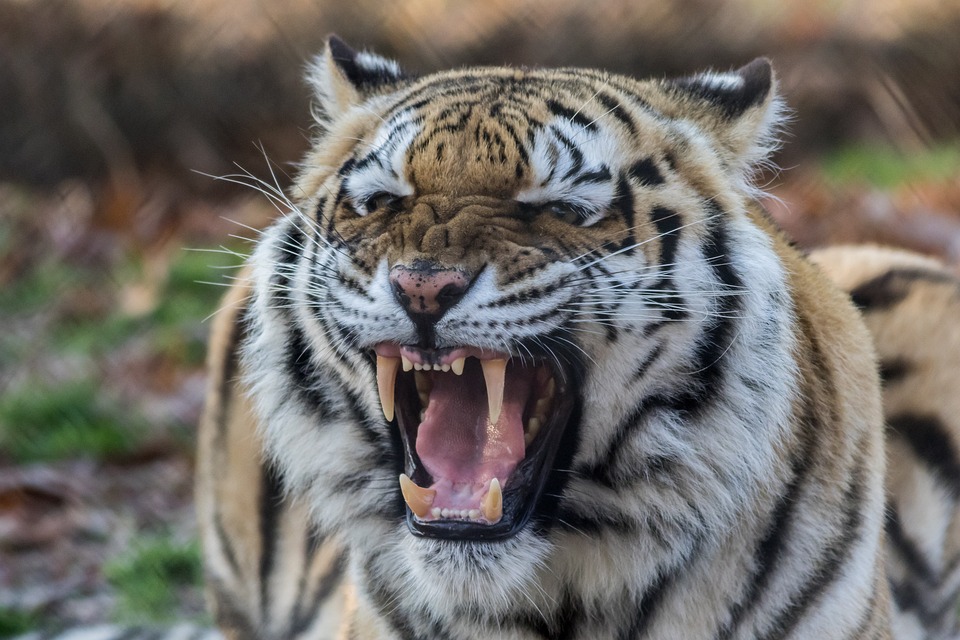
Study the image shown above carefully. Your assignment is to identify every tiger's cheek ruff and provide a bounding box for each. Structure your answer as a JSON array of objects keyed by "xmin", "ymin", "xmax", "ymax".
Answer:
[{"xmin": 241, "ymin": 219, "xmax": 407, "ymax": 535}]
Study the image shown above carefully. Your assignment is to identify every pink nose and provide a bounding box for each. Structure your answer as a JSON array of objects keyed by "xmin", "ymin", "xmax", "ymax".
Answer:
[{"xmin": 390, "ymin": 263, "xmax": 470, "ymax": 318}]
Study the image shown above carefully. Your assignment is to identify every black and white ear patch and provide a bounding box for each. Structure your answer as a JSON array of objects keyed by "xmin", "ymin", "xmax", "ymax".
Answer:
[
  {"xmin": 668, "ymin": 58, "xmax": 773, "ymax": 118},
  {"xmin": 327, "ymin": 35, "xmax": 412, "ymax": 91}
]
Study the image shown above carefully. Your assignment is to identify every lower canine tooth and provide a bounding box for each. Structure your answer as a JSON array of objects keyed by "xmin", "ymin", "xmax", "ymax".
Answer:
[
  {"xmin": 482, "ymin": 478, "xmax": 503, "ymax": 523},
  {"xmin": 527, "ymin": 417, "xmax": 541, "ymax": 440},
  {"xmin": 376, "ymin": 356, "xmax": 399, "ymax": 421},
  {"xmin": 399, "ymin": 474, "xmax": 436, "ymax": 518}
]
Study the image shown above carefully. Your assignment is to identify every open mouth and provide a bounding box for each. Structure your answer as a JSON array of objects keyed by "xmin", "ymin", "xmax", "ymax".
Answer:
[{"xmin": 373, "ymin": 343, "xmax": 575, "ymax": 540}]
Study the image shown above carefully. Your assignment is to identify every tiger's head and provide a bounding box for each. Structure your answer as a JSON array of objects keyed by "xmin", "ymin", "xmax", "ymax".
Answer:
[{"xmin": 245, "ymin": 36, "xmax": 791, "ymax": 608}]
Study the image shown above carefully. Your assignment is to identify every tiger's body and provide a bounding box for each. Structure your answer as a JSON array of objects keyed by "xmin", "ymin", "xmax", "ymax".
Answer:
[{"xmin": 193, "ymin": 38, "xmax": 960, "ymax": 640}]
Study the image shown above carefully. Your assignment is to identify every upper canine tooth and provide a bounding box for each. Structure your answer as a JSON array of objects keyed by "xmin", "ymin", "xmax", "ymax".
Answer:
[
  {"xmin": 401, "ymin": 355, "xmax": 413, "ymax": 372},
  {"xmin": 399, "ymin": 473, "xmax": 436, "ymax": 518},
  {"xmin": 451, "ymin": 357, "xmax": 466, "ymax": 376},
  {"xmin": 481, "ymin": 358, "xmax": 507, "ymax": 424},
  {"xmin": 376, "ymin": 356, "xmax": 400, "ymax": 421},
  {"xmin": 482, "ymin": 477, "xmax": 503, "ymax": 523}
]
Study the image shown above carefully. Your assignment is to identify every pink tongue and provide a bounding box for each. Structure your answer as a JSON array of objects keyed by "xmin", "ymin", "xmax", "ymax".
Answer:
[{"xmin": 415, "ymin": 362, "xmax": 530, "ymax": 488}]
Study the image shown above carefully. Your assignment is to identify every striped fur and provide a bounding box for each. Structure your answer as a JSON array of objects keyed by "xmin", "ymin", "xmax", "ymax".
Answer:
[
  {"xmin": 188, "ymin": 38, "xmax": 917, "ymax": 640},
  {"xmin": 810, "ymin": 246, "xmax": 960, "ymax": 640}
]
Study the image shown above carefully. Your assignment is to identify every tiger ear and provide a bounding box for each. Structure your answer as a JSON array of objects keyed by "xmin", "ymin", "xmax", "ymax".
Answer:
[
  {"xmin": 664, "ymin": 58, "xmax": 786, "ymax": 182},
  {"xmin": 307, "ymin": 35, "xmax": 412, "ymax": 128}
]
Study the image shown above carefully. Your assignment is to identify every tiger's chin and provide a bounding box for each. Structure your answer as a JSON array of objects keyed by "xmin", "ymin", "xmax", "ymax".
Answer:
[
  {"xmin": 390, "ymin": 528, "xmax": 552, "ymax": 611},
  {"xmin": 372, "ymin": 343, "xmax": 577, "ymax": 542}
]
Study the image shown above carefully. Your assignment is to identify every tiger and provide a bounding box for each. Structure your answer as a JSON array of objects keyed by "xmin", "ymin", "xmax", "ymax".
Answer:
[
  {"xmin": 190, "ymin": 36, "xmax": 960, "ymax": 640},
  {"xmin": 808, "ymin": 245, "xmax": 960, "ymax": 640}
]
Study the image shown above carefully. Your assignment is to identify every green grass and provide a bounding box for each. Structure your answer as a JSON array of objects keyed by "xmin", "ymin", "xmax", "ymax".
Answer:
[
  {"xmin": 105, "ymin": 535, "xmax": 204, "ymax": 623},
  {"xmin": 0, "ymin": 260, "xmax": 79, "ymax": 316},
  {"xmin": 0, "ymin": 378, "xmax": 142, "ymax": 463},
  {"xmin": 147, "ymin": 246, "xmax": 245, "ymax": 366},
  {"xmin": 0, "ymin": 242, "xmax": 246, "ymax": 463},
  {"xmin": 822, "ymin": 143, "xmax": 960, "ymax": 188},
  {"xmin": 0, "ymin": 607, "xmax": 39, "ymax": 637}
]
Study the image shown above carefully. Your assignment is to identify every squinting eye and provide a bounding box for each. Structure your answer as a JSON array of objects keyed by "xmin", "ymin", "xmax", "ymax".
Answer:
[
  {"xmin": 362, "ymin": 191, "xmax": 403, "ymax": 215},
  {"xmin": 543, "ymin": 201, "xmax": 586, "ymax": 225}
]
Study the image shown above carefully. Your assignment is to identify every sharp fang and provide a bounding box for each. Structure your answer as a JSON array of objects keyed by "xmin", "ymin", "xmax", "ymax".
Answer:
[
  {"xmin": 399, "ymin": 474, "xmax": 436, "ymax": 518},
  {"xmin": 376, "ymin": 356, "xmax": 399, "ymax": 421},
  {"xmin": 481, "ymin": 358, "xmax": 507, "ymax": 424},
  {"xmin": 451, "ymin": 357, "xmax": 466, "ymax": 375},
  {"xmin": 482, "ymin": 478, "xmax": 503, "ymax": 523},
  {"xmin": 402, "ymin": 355, "xmax": 413, "ymax": 372}
]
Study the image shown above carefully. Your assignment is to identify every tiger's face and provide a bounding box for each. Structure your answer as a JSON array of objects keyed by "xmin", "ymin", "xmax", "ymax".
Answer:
[{"xmin": 246, "ymin": 37, "xmax": 787, "ymax": 605}]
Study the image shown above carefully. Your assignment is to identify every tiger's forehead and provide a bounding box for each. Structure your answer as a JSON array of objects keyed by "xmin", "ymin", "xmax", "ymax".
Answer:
[{"xmin": 343, "ymin": 69, "xmax": 652, "ymax": 207}]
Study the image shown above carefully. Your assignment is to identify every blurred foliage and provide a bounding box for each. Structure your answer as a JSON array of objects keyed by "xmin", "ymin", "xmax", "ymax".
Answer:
[
  {"xmin": 0, "ymin": 607, "xmax": 39, "ymax": 637},
  {"xmin": 0, "ymin": 378, "xmax": 142, "ymax": 463},
  {"xmin": 104, "ymin": 534, "xmax": 207, "ymax": 623},
  {"xmin": 2, "ymin": 0, "xmax": 960, "ymax": 192},
  {"xmin": 822, "ymin": 143, "xmax": 960, "ymax": 189}
]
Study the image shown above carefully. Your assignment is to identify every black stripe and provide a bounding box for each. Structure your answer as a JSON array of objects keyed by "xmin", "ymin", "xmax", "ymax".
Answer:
[
  {"xmin": 631, "ymin": 343, "xmax": 664, "ymax": 383},
  {"xmin": 628, "ymin": 157, "xmax": 665, "ymax": 187},
  {"xmin": 596, "ymin": 91, "xmax": 637, "ymax": 134},
  {"xmin": 716, "ymin": 401, "xmax": 818, "ymax": 639},
  {"xmin": 554, "ymin": 508, "xmax": 638, "ymax": 536},
  {"xmin": 210, "ymin": 301, "xmax": 248, "ymax": 582},
  {"xmin": 284, "ymin": 325, "xmax": 337, "ymax": 416},
  {"xmin": 572, "ymin": 165, "xmax": 612, "ymax": 185},
  {"xmin": 684, "ymin": 212, "xmax": 742, "ymax": 393},
  {"xmin": 848, "ymin": 267, "xmax": 956, "ymax": 312},
  {"xmin": 878, "ymin": 357, "xmax": 911, "ymax": 386},
  {"xmin": 547, "ymin": 98, "xmax": 598, "ymax": 130},
  {"xmin": 336, "ymin": 157, "xmax": 356, "ymax": 176},
  {"xmin": 208, "ymin": 575, "xmax": 260, "ymax": 637},
  {"xmin": 553, "ymin": 127, "xmax": 586, "ymax": 181},
  {"xmin": 617, "ymin": 570, "xmax": 672, "ymax": 639},
  {"xmin": 212, "ymin": 512, "xmax": 242, "ymax": 579},
  {"xmin": 649, "ymin": 206, "xmax": 682, "ymax": 266},
  {"xmin": 649, "ymin": 206, "xmax": 686, "ymax": 322},
  {"xmin": 884, "ymin": 507, "xmax": 937, "ymax": 584},
  {"xmin": 611, "ymin": 174, "xmax": 636, "ymax": 254},
  {"xmin": 760, "ymin": 450, "xmax": 868, "ymax": 639},
  {"xmin": 887, "ymin": 413, "xmax": 960, "ymax": 495},
  {"xmin": 258, "ymin": 462, "xmax": 285, "ymax": 621},
  {"xmin": 362, "ymin": 553, "xmax": 455, "ymax": 640},
  {"xmin": 891, "ymin": 571, "xmax": 960, "ymax": 629},
  {"xmin": 291, "ymin": 539, "xmax": 347, "ymax": 635}
]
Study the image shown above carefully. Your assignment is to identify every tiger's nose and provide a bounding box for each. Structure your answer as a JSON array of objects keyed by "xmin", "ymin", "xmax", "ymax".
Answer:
[{"xmin": 389, "ymin": 262, "xmax": 471, "ymax": 320}]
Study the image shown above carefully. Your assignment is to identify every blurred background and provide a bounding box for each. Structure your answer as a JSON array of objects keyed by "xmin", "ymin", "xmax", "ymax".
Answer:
[{"xmin": 1, "ymin": 0, "xmax": 959, "ymax": 633}]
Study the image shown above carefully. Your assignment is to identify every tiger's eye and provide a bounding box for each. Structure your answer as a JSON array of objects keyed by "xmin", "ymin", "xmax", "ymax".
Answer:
[
  {"xmin": 544, "ymin": 202, "xmax": 582, "ymax": 225},
  {"xmin": 363, "ymin": 192, "xmax": 402, "ymax": 215}
]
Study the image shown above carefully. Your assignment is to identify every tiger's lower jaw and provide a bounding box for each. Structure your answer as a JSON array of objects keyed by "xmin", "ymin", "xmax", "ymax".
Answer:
[{"xmin": 373, "ymin": 343, "xmax": 577, "ymax": 541}]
